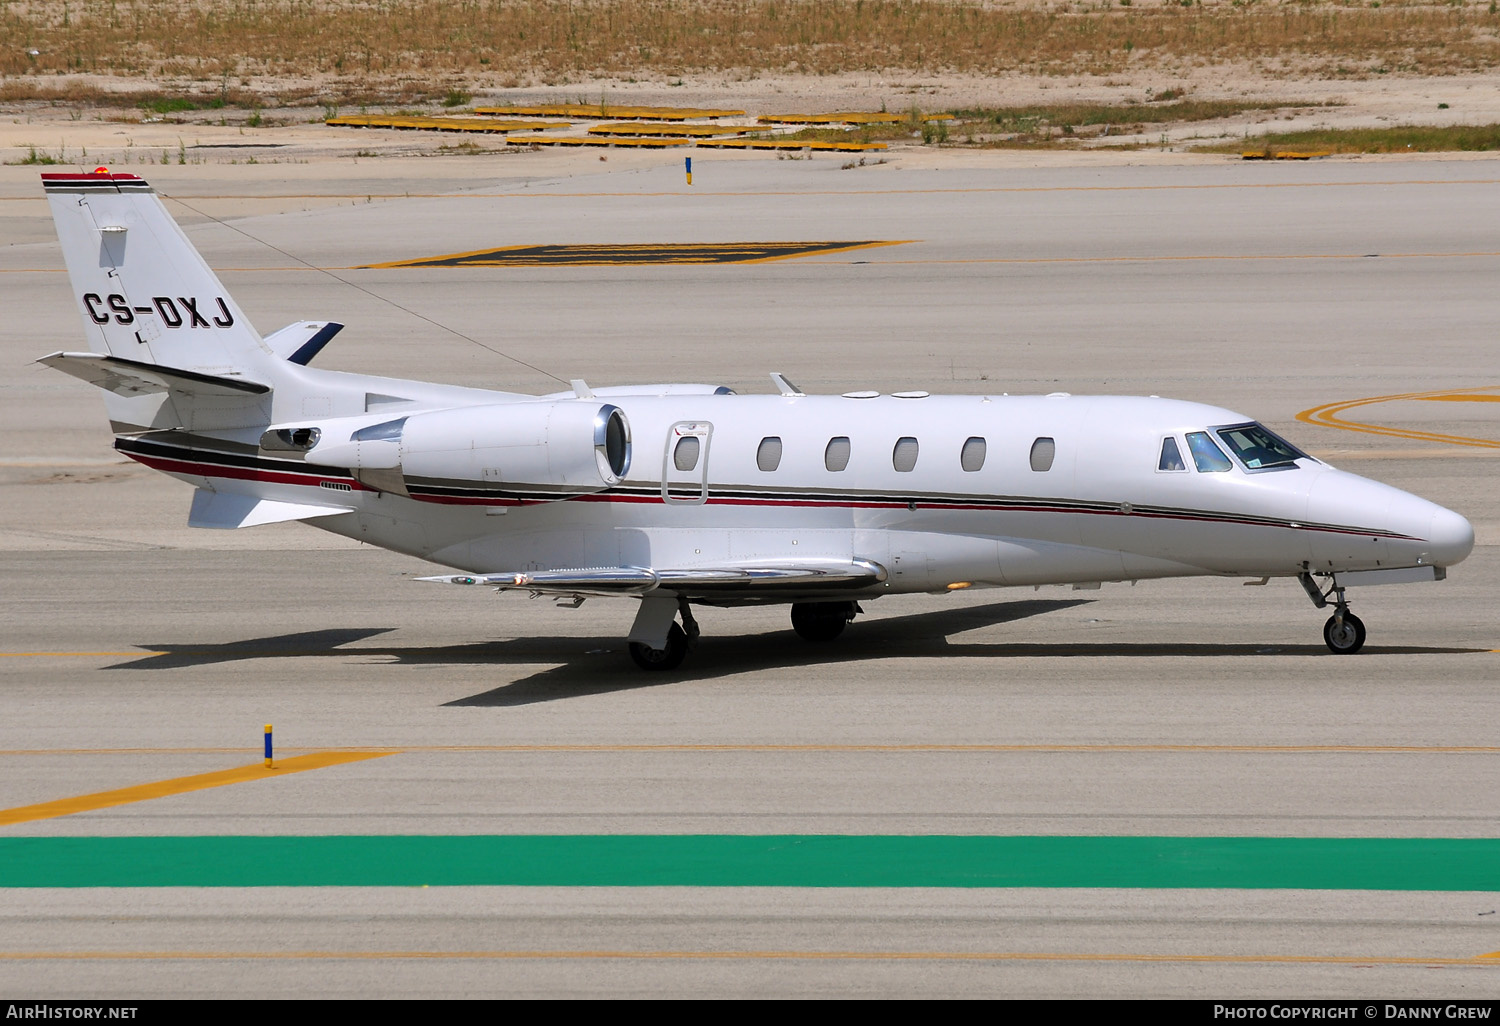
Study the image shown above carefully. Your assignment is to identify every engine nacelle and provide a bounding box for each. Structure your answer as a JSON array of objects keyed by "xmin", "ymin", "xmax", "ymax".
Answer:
[{"xmin": 303, "ymin": 401, "xmax": 631, "ymax": 500}]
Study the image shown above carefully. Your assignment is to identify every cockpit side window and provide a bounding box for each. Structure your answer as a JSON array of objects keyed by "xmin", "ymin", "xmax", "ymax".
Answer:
[
  {"xmin": 1215, "ymin": 422, "xmax": 1307, "ymax": 470},
  {"xmin": 1158, "ymin": 436, "xmax": 1187, "ymax": 472},
  {"xmin": 1185, "ymin": 431, "xmax": 1232, "ymax": 473}
]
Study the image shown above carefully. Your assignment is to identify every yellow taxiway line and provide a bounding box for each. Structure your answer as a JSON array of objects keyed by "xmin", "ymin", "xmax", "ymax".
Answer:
[
  {"xmin": 0, "ymin": 751, "xmax": 392, "ymax": 827},
  {"xmin": 0, "ymin": 949, "xmax": 1494, "ymax": 966},
  {"xmin": 1298, "ymin": 386, "xmax": 1500, "ymax": 449}
]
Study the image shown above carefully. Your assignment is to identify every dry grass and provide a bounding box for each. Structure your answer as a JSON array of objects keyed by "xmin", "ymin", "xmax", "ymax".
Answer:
[
  {"xmin": 1197, "ymin": 122, "xmax": 1500, "ymax": 153},
  {"xmin": 4, "ymin": 1, "xmax": 1500, "ymax": 104}
]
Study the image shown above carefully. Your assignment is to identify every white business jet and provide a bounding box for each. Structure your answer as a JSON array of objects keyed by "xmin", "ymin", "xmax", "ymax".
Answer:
[{"xmin": 38, "ymin": 171, "xmax": 1474, "ymax": 670}]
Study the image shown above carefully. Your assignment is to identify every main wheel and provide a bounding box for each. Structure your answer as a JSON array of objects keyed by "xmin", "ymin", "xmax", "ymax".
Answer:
[
  {"xmin": 629, "ymin": 623, "xmax": 689, "ymax": 671},
  {"xmin": 790, "ymin": 602, "xmax": 852, "ymax": 642},
  {"xmin": 1323, "ymin": 612, "xmax": 1366, "ymax": 654}
]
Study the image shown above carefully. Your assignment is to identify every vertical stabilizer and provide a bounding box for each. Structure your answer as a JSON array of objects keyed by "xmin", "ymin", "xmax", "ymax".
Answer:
[{"xmin": 43, "ymin": 172, "xmax": 273, "ymax": 376}]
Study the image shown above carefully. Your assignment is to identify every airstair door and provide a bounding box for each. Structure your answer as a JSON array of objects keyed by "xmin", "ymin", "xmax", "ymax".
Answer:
[{"xmin": 662, "ymin": 421, "xmax": 712, "ymax": 505}]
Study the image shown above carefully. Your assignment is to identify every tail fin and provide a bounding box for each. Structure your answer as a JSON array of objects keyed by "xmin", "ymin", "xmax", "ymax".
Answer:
[{"xmin": 43, "ymin": 172, "xmax": 273, "ymax": 375}]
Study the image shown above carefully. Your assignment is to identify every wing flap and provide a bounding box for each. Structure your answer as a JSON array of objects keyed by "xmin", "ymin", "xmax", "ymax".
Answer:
[
  {"xmin": 39, "ymin": 352, "xmax": 270, "ymax": 398},
  {"xmin": 418, "ymin": 559, "xmax": 887, "ymax": 597}
]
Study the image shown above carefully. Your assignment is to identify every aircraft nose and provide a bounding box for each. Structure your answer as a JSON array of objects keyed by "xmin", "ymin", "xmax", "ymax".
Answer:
[{"xmin": 1427, "ymin": 505, "xmax": 1475, "ymax": 567}]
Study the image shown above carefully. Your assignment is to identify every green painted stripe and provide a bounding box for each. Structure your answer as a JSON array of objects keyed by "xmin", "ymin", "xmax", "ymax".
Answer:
[{"xmin": 3, "ymin": 836, "xmax": 1500, "ymax": 889}]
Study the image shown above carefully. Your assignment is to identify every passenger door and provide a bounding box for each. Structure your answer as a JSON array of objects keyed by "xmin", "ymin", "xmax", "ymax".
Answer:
[{"xmin": 662, "ymin": 421, "xmax": 713, "ymax": 505}]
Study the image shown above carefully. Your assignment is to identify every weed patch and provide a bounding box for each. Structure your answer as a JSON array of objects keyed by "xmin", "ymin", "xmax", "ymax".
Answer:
[
  {"xmin": 1198, "ymin": 123, "xmax": 1500, "ymax": 154},
  {"xmin": 5, "ymin": 145, "xmax": 62, "ymax": 165}
]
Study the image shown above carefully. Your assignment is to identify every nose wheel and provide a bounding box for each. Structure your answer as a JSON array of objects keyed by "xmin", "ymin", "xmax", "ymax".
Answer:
[
  {"xmin": 1322, "ymin": 610, "xmax": 1366, "ymax": 654},
  {"xmin": 1299, "ymin": 572, "xmax": 1367, "ymax": 655}
]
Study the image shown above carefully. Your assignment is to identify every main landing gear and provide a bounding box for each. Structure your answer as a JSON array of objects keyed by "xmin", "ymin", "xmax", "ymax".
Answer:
[
  {"xmin": 626, "ymin": 598, "xmax": 864, "ymax": 671},
  {"xmin": 628, "ymin": 597, "xmax": 699, "ymax": 672},
  {"xmin": 790, "ymin": 601, "xmax": 861, "ymax": 642},
  {"xmin": 1298, "ymin": 572, "xmax": 1367, "ymax": 655}
]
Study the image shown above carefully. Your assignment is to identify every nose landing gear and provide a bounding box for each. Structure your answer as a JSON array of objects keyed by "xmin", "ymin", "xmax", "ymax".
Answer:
[
  {"xmin": 1298, "ymin": 572, "xmax": 1367, "ymax": 655},
  {"xmin": 1323, "ymin": 609, "xmax": 1367, "ymax": 654}
]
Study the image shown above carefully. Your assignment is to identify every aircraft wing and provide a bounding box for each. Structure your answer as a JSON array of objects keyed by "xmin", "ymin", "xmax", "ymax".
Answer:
[
  {"xmin": 417, "ymin": 559, "xmax": 887, "ymax": 598},
  {"xmin": 38, "ymin": 352, "xmax": 270, "ymax": 398}
]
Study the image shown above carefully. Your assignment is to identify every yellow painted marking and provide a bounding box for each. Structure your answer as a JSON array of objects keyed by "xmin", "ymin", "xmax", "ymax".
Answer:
[
  {"xmin": 0, "ymin": 751, "xmax": 392, "ymax": 827},
  {"xmin": 1297, "ymin": 387, "xmax": 1500, "ymax": 449},
  {"xmin": 1417, "ymin": 393, "xmax": 1500, "ymax": 403},
  {"xmin": 587, "ymin": 123, "xmax": 757, "ymax": 137},
  {"xmin": 696, "ymin": 139, "xmax": 888, "ymax": 152},
  {"xmin": 4, "ymin": 744, "xmax": 1500, "ymax": 756},
  {"xmin": 0, "ymin": 949, "xmax": 1492, "ymax": 966},
  {"xmin": 475, "ymin": 105, "xmax": 744, "ymax": 120},
  {"xmin": 507, "ymin": 135, "xmax": 690, "ymax": 148},
  {"xmin": 326, "ymin": 115, "xmax": 568, "ymax": 133},
  {"xmin": 360, "ymin": 240, "xmax": 911, "ymax": 269}
]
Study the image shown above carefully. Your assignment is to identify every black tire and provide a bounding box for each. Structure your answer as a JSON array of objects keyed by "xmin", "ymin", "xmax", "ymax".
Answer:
[
  {"xmin": 790, "ymin": 602, "xmax": 852, "ymax": 643},
  {"xmin": 629, "ymin": 623, "xmax": 688, "ymax": 671},
  {"xmin": 1323, "ymin": 612, "xmax": 1366, "ymax": 654}
]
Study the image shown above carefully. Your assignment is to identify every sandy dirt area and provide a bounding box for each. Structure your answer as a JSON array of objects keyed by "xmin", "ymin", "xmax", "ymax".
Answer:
[{"xmin": 4, "ymin": 65, "xmax": 1500, "ymax": 171}]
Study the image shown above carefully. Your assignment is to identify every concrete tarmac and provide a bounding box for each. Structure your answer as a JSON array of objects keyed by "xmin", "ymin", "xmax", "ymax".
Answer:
[{"xmin": 1, "ymin": 151, "xmax": 1498, "ymax": 997}]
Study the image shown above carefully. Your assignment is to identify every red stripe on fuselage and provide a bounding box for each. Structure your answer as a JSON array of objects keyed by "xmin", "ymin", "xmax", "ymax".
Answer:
[{"xmin": 125, "ymin": 450, "xmax": 364, "ymax": 490}]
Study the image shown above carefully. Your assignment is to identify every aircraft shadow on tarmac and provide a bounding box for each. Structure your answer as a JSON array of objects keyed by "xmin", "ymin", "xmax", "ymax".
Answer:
[{"xmin": 111, "ymin": 601, "xmax": 1483, "ymax": 706}]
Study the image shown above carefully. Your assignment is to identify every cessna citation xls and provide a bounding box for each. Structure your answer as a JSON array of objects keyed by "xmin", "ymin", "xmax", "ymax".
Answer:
[{"xmin": 38, "ymin": 171, "xmax": 1475, "ymax": 670}]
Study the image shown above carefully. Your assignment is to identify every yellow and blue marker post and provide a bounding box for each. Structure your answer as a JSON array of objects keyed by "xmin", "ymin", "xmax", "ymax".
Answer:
[
  {"xmin": 264, "ymin": 724, "xmax": 273, "ymax": 769},
  {"xmin": 685, "ymin": 156, "xmax": 692, "ymax": 186}
]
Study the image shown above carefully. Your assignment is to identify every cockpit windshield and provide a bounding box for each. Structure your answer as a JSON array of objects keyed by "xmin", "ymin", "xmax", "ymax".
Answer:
[{"xmin": 1214, "ymin": 422, "xmax": 1308, "ymax": 470}]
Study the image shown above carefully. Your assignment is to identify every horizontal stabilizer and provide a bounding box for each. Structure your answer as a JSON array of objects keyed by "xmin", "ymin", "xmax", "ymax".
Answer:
[
  {"xmin": 188, "ymin": 489, "xmax": 353, "ymax": 529},
  {"xmin": 417, "ymin": 559, "xmax": 887, "ymax": 597},
  {"xmin": 262, "ymin": 321, "xmax": 344, "ymax": 365},
  {"xmin": 39, "ymin": 352, "xmax": 270, "ymax": 398}
]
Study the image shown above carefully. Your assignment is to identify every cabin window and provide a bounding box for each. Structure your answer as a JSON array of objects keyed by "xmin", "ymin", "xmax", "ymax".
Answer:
[
  {"xmin": 1029, "ymin": 437, "xmax": 1055, "ymax": 472},
  {"xmin": 756, "ymin": 436, "xmax": 783, "ymax": 472},
  {"xmin": 824, "ymin": 436, "xmax": 851, "ymax": 472},
  {"xmin": 892, "ymin": 437, "xmax": 919, "ymax": 473},
  {"xmin": 1185, "ymin": 431, "xmax": 1232, "ymax": 473},
  {"xmin": 673, "ymin": 435, "xmax": 700, "ymax": 472},
  {"xmin": 960, "ymin": 437, "xmax": 986, "ymax": 472},
  {"xmin": 1158, "ymin": 436, "xmax": 1187, "ymax": 472},
  {"xmin": 1215, "ymin": 422, "xmax": 1306, "ymax": 470}
]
